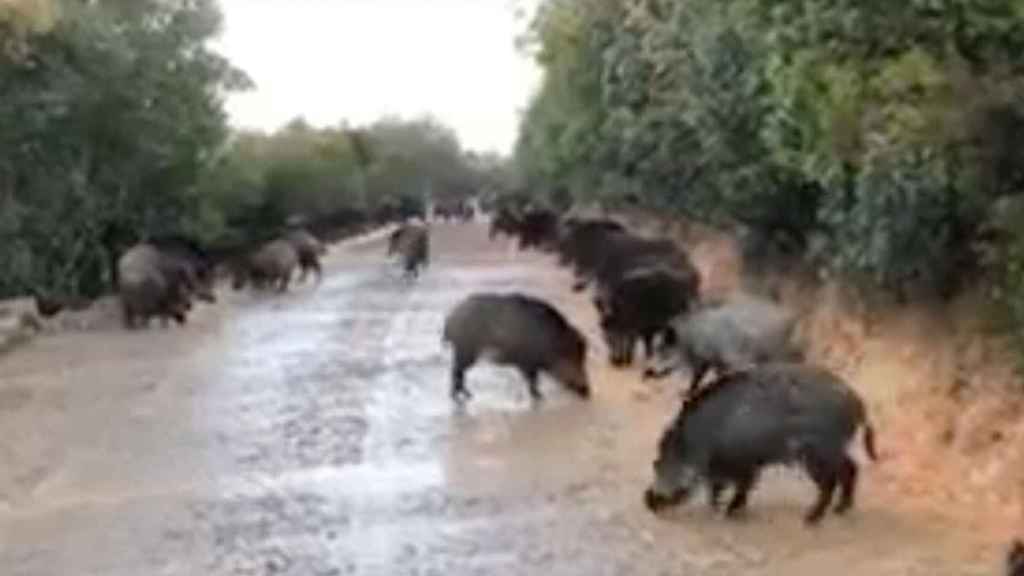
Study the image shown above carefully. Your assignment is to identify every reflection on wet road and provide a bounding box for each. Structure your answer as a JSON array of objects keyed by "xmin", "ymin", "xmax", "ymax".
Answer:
[{"xmin": 0, "ymin": 224, "xmax": 996, "ymax": 575}]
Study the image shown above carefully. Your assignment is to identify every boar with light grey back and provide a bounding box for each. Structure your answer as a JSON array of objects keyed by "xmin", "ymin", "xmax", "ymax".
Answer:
[
  {"xmin": 117, "ymin": 243, "xmax": 202, "ymax": 329},
  {"xmin": 284, "ymin": 228, "xmax": 327, "ymax": 284},
  {"xmin": 644, "ymin": 293, "xmax": 802, "ymax": 394},
  {"xmin": 231, "ymin": 238, "xmax": 299, "ymax": 293}
]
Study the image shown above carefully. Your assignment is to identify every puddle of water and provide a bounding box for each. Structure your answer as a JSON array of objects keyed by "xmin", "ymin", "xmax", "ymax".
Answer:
[{"xmin": 214, "ymin": 461, "xmax": 444, "ymax": 500}]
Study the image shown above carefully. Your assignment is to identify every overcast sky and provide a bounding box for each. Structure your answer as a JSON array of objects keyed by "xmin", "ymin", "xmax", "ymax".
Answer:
[{"xmin": 212, "ymin": 0, "xmax": 542, "ymax": 155}]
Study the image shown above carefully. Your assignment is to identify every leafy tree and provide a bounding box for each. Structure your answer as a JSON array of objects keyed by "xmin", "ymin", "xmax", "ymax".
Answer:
[
  {"xmin": 195, "ymin": 114, "xmax": 494, "ymax": 244},
  {"xmin": 0, "ymin": 0, "xmax": 493, "ymax": 303},
  {"xmin": 0, "ymin": 0, "xmax": 250, "ymax": 297},
  {"xmin": 516, "ymin": 0, "xmax": 1024, "ymax": 302}
]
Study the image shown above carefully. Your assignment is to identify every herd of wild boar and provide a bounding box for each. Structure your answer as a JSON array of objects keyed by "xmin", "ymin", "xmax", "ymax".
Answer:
[
  {"xmin": 478, "ymin": 206, "xmax": 875, "ymax": 526},
  {"xmin": 112, "ymin": 226, "xmax": 330, "ymax": 328},
  {"xmin": 478, "ymin": 205, "xmax": 1022, "ymax": 570},
  {"xmin": 30, "ymin": 201, "xmax": 1022, "ymax": 568},
  {"xmin": 108, "ymin": 220, "xmax": 437, "ymax": 329},
  {"xmin": 110, "ymin": 220, "xmax": 439, "ymax": 328}
]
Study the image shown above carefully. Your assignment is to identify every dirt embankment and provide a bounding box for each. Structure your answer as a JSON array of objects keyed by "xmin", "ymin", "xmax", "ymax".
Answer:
[{"xmin": 614, "ymin": 209, "xmax": 1024, "ymax": 544}]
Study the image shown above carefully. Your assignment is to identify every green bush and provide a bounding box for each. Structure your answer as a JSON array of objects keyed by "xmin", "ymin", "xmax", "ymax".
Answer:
[
  {"xmin": 515, "ymin": 0, "xmax": 1024, "ymax": 303},
  {"xmin": 0, "ymin": 2, "xmax": 489, "ymax": 301}
]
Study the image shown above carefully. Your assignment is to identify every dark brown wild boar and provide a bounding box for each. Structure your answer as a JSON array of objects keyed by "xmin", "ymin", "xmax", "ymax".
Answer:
[
  {"xmin": 442, "ymin": 292, "xmax": 590, "ymax": 402},
  {"xmin": 597, "ymin": 265, "xmax": 700, "ymax": 367},
  {"xmin": 645, "ymin": 362, "xmax": 878, "ymax": 526},
  {"xmin": 388, "ymin": 223, "xmax": 430, "ymax": 280}
]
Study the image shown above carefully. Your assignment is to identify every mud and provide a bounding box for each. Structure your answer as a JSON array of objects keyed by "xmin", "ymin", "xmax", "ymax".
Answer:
[{"xmin": 0, "ymin": 222, "xmax": 999, "ymax": 575}]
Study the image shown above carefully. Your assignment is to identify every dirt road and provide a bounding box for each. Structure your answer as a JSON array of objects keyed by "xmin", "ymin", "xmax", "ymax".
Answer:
[{"xmin": 0, "ymin": 223, "xmax": 999, "ymax": 575}]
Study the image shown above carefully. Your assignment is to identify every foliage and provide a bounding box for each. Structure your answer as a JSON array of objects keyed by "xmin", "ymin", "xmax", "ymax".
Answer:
[
  {"xmin": 0, "ymin": 2, "xmax": 492, "ymax": 300},
  {"xmin": 979, "ymin": 196, "xmax": 1024, "ymax": 371},
  {"xmin": 197, "ymin": 122, "xmax": 366, "ymax": 244},
  {"xmin": 0, "ymin": 0, "xmax": 250, "ymax": 297},
  {"xmin": 197, "ymin": 115, "xmax": 489, "ymax": 245},
  {"xmin": 515, "ymin": 0, "xmax": 1024, "ymax": 302}
]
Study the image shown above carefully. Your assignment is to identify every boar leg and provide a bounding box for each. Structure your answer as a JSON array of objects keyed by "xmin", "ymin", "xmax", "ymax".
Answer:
[
  {"xmin": 122, "ymin": 304, "xmax": 137, "ymax": 329},
  {"xmin": 833, "ymin": 456, "xmax": 859, "ymax": 515},
  {"xmin": 724, "ymin": 471, "xmax": 757, "ymax": 518},
  {"xmin": 606, "ymin": 334, "xmax": 621, "ymax": 366},
  {"xmin": 609, "ymin": 333, "xmax": 633, "ymax": 367},
  {"xmin": 605, "ymin": 335, "xmax": 618, "ymax": 366},
  {"xmin": 623, "ymin": 333, "xmax": 637, "ymax": 365},
  {"xmin": 450, "ymin": 351, "xmax": 475, "ymax": 401},
  {"xmin": 641, "ymin": 332, "xmax": 656, "ymax": 360},
  {"xmin": 520, "ymin": 367, "xmax": 542, "ymax": 400},
  {"xmin": 708, "ymin": 480, "xmax": 727, "ymax": 510},
  {"xmin": 803, "ymin": 453, "xmax": 839, "ymax": 525}
]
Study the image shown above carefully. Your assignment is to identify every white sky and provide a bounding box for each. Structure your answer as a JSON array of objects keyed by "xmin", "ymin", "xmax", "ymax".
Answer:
[{"xmin": 212, "ymin": 0, "xmax": 542, "ymax": 156}]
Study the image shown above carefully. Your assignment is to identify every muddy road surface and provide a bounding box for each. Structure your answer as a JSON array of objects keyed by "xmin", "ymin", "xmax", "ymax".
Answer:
[{"xmin": 0, "ymin": 224, "xmax": 997, "ymax": 575}]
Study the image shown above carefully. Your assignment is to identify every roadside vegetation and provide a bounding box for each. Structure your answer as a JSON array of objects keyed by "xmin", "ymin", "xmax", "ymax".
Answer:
[
  {"xmin": 0, "ymin": 0, "xmax": 507, "ymax": 301},
  {"xmin": 511, "ymin": 0, "xmax": 1024, "ymax": 369}
]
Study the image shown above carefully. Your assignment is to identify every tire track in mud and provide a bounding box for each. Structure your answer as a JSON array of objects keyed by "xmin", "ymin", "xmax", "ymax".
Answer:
[
  {"xmin": 171, "ymin": 251, "xmax": 507, "ymax": 576},
  {"xmin": 345, "ymin": 259, "xmax": 486, "ymax": 574},
  {"xmin": 175, "ymin": 262, "xmax": 403, "ymax": 576}
]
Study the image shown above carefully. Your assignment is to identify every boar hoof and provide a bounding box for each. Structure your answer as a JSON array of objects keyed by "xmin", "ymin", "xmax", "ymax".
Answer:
[
  {"xmin": 643, "ymin": 489, "xmax": 661, "ymax": 512},
  {"xmin": 803, "ymin": 510, "xmax": 826, "ymax": 526}
]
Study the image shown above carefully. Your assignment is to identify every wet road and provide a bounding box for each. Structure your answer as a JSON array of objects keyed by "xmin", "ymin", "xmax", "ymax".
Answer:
[{"xmin": 0, "ymin": 223, "xmax": 997, "ymax": 575}]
